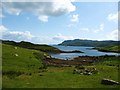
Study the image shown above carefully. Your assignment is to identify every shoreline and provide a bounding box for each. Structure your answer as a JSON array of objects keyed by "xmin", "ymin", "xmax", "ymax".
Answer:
[
  {"xmin": 49, "ymin": 50, "xmax": 84, "ymax": 54},
  {"xmin": 60, "ymin": 50, "xmax": 84, "ymax": 53},
  {"xmin": 92, "ymin": 47, "xmax": 120, "ymax": 53},
  {"xmin": 57, "ymin": 45, "xmax": 119, "ymax": 53},
  {"xmin": 44, "ymin": 55, "xmax": 118, "ymax": 67},
  {"xmin": 97, "ymin": 49, "xmax": 120, "ymax": 53}
]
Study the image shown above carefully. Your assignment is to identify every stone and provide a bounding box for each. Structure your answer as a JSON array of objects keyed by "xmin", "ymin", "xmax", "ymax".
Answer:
[
  {"xmin": 46, "ymin": 56, "xmax": 51, "ymax": 58},
  {"xmin": 14, "ymin": 47, "xmax": 17, "ymax": 49},
  {"xmin": 101, "ymin": 78, "xmax": 119, "ymax": 85},
  {"xmin": 15, "ymin": 54, "xmax": 18, "ymax": 56}
]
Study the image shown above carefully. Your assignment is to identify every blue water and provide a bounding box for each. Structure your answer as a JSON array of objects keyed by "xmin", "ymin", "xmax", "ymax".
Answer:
[{"xmin": 50, "ymin": 45, "xmax": 119, "ymax": 59}]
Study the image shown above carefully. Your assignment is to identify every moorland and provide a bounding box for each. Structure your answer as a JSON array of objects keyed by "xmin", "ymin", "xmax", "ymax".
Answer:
[{"xmin": 1, "ymin": 40, "xmax": 120, "ymax": 88}]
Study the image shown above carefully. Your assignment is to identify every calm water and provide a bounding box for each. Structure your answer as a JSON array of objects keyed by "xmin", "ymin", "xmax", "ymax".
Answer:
[{"xmin": 50, "ymin": 45, "xmax": 119, "ymax": 59}]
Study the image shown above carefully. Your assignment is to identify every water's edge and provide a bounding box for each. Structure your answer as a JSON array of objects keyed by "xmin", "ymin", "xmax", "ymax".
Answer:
[{"xmin": 50, "ymin": 45, "xmax": 119, "ymax": 60}]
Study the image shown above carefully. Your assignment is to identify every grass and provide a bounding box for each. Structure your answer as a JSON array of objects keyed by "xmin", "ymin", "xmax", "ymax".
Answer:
[
  {"xmin": 2, "ymin": 40, "xmax": 60, "ymax": 53},
  {"xmin": 3, "ymin": 66, "xmax": 119, "ymax": 88},
  {"xmin": 0, "ymin": 43, "xmax": 2, "ymax": 89},
  {"xmin": 2, "ymin": 44, "xmax": 46, "ymax": 76},
  {"xmin": 97, "ymin": 45, "xmax": 120, "ymax": 53},
  {"xmin": 2, "ymin": 44, "xmax": 120, "ymax": 88}
]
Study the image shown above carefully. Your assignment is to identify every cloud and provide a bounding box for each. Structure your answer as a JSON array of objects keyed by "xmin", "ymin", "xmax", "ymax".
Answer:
[
  {"xmin": 0, "ymin": 25, "xmax": 7, "ymax": 39},
  {"xmin": 107, "ymin": 12, "xmax": 118, "ymax": 22},
  {"xmin": 38, "ymin": 15, "xmax": 48, "ymax": 22},
  {"xmin": 1, "ymin": 30, "xmax": 34, "ymax": 41},
  {"xmin": 31, "ymin": 36, "xmax": 54, "ymax": 44},
  {"xmin": 2, "ymin": 0, "xmax": 76, "ymax": 22},
  {"xmin": 0, "ymin": 25, "xmax": 8, "ymax": 33},
  {"xmin": 0, "ymin": 26, "xmax": 48, "ymax": 43},
  {"xmin": 53, "ymin": 33, "xmax": 74, "ymax": 41},
  {"xmin": 0, "ymin": 25, "xmax": 34, "ymax": 41},
  {"xmin": 106, "ymin": 29, "xmax": 120, "ymax": 40},
  {"xmin": 94, "ymin": 23, "xmax": 104, "ymax": 33},
  {"xmin": 0, "ymin": 14, "xmax": 5, "ymax": 18},
  {"xmin": 8, "ymin": 31, "xmax": 33, "ymax": 40},
  {"xmin": 70, "ymin": 14, "xmax": 79, "ymax": 22},
  {"xmin": 6, "ymin": 8, "xmax": 21, "ymax": 16},
  {"xmin": 0, "ymin": 25, "xmax": 66, "ymax": 44},
  {"xmin": 67, "ymin": 14, "xmax": 79, "ymax": 28}
]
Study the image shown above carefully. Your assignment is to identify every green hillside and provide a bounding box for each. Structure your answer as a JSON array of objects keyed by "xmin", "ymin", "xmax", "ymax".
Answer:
[
  {"xmin": 2, "ymin": 40, "xmax": 60, "ymax": 53},
  {"xmin": 2, "ymin": 44, "xmax": 46, "ymax": 73},
  {"xmin": 96, "ymin": 45, "xmax": 120, "ymax": 53},
  {"xmin": 2, "ymin": 44, "xmax": 119, "ymax": 88},
  {"xmin": 59, "ymin": 39, "xmax": 119, "ymax": 47}
]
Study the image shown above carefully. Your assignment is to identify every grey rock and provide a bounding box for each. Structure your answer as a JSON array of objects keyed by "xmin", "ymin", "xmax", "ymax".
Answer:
[{"xmin": 101, "ymin": 78, "xmax": 119, "ymax": 85}]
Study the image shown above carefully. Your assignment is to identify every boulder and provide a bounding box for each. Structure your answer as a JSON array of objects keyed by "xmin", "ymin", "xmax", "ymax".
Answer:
[
  {"xmin": 101, "ymin": 78, "xmax": 119, "ymax": 85},
  {"xmin": 14, "ymin": 47, "xmax": 17, "ymax": 49},
  {"xmin": 15, "ymin": 54, "xmax": 18, "ymax": 56}
]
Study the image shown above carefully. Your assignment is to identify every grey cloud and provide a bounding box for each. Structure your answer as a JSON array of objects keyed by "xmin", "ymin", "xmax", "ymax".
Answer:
[{"xmin": 2, "ymin": 1, "xmax": 76, "ymax": 21}]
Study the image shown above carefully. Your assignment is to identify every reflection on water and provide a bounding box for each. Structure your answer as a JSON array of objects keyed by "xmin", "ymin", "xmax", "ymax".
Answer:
[{"xmin": 50, "ymin": 45, "xmax": 119, "ymax": 59}]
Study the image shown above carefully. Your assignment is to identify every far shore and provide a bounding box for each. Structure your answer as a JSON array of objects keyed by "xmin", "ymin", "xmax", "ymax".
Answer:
[{"xmin": 92, "ymin": 47, "xmax": 120, "ymax": 53}]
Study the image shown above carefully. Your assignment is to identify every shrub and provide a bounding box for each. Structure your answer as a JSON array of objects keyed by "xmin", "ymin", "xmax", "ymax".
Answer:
[{"xmin": 3, "ymin": 71, "xmax": 24, "ymax": 78}]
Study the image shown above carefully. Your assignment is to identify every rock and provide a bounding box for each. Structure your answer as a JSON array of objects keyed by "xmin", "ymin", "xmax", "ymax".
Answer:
[
  {"xmin": 82, "ymin": 60, "xmax": 86, "ymax": 62},
  {"xmin": 73, "ymin": 69, "xmax": 82, "ymax": 74},
  {"xmin": 73, "ymin": 67, "xmax": 98, "ymax": 75},
  {"xmin": 14, "ymin": 47, "xmax": 17, "ymax": 49},
  {"xmin": 101, "ymin": 78, "xmax": 119, "ymax": 85},
  {"xmin": 46, "ymin": 56, "xmax": 51, "ymax": 58},
  {"xmin": 83, "ymin": 72, "xmax": 92, "ymax": 75},
  {"xmin": 15, "ymin": 54, "xmax": 18, "ymax": 56},
  {"xmin": 88, "ymin": 72, "xmax": 92, "ymax": 75},
  {"xmin": 39, "ymin": 74, "xmax": 43, "ymax": 76}
]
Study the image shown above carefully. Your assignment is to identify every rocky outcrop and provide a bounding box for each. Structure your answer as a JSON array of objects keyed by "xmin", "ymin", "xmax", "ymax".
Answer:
[
  {"xmin": 101, "ymin": 78, "xmax": 119, "ymax": 85},
  {"xmin": 73, "ymin": 66, "xmax": 98, "ymax": 75}
]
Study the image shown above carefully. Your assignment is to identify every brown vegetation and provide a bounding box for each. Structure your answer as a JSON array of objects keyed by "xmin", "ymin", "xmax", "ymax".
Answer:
[{"xmin": 44, "ymin": 56, "xmax": 100, "ymax": 67}]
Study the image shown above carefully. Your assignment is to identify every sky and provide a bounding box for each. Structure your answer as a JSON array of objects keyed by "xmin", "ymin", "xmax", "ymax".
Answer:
[{"xmin": 0, "ymin": 0, "xmax": 119, "ymax": 44}]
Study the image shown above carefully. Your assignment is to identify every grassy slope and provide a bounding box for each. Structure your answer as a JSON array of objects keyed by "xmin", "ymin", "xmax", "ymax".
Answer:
[
  {"xmin": 2, "ymin": 44, "xmax": 120, "ymax": 88},
  {"xmin": 0, "ymin": 44, "xmax": 2, "ymax": 89},
  {"xmin": 2, "ymin": 44, "xmax": 46, "ymax": 88},
  {"xmin": 2, "ymin": 44, "xmax": 45, "ymax": 71},
  {"xmin": 97, "ymin": 45, "xmax": 120, "ymax": 53},
  {"xmin": 2, "ymin": 40, "xmax": 60, "ymax": 53}
]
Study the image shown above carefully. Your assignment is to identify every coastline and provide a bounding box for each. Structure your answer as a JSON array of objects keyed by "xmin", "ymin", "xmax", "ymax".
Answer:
[
  {"xmin": 92, "ymin": 47, "xmax": 120, "ymax": 53},
  {"xmin": 44, "ymin": 55, "xmax": 118, "ymax": 67}
]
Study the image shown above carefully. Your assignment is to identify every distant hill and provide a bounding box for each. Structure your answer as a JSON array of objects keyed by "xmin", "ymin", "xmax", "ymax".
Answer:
[
  {"xmin": 1, "ymin": 40, "xmax": 60, "ymax": 53},
  {"xmin": 58, "ymin": 39, "xmax": 119, "ymax": 47}
]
